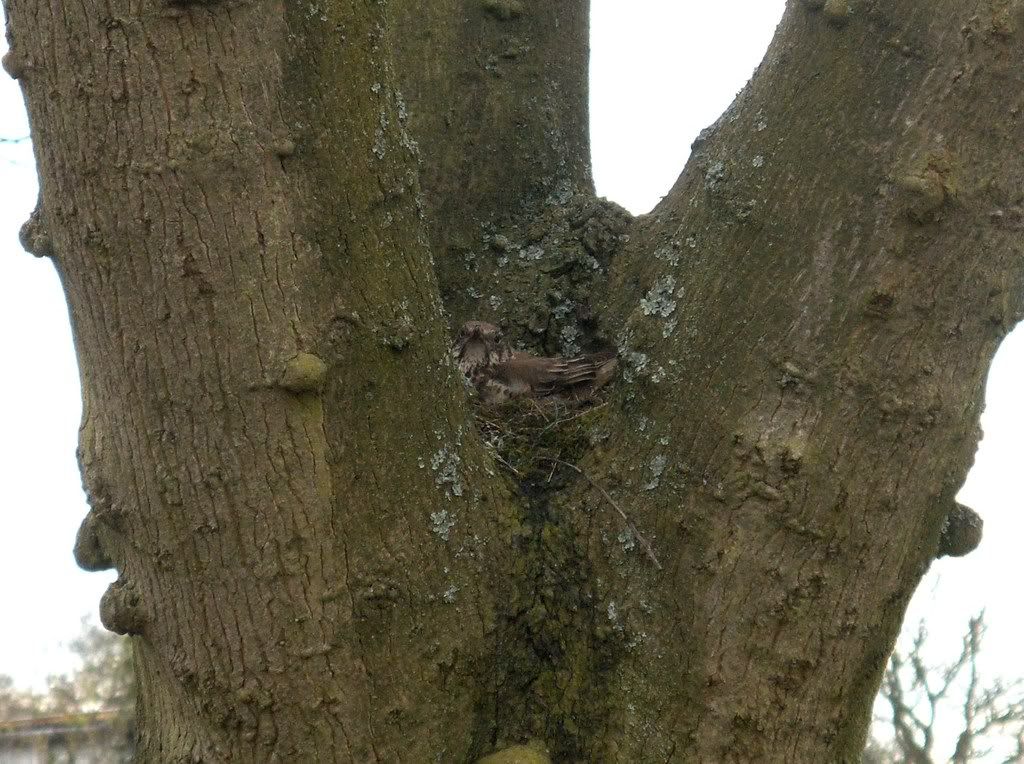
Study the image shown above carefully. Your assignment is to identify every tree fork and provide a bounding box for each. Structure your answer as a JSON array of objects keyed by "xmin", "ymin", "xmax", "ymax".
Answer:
[
  {"xmin": 5, "ymin": 0, "xmax": 1024, "ymax": 761},
  {"xmin": 385, "ymin": 0, "xmax": 623, "ymax": 363}
]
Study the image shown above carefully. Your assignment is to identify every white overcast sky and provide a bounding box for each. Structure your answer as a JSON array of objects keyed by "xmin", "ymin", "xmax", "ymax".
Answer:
[{"xmin": 0, "ymin": 0, "xmax": 1021, "ymax": 732}]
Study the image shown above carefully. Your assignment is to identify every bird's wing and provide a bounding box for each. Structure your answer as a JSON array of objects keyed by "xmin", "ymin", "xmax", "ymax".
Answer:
[{"xmin": 498, "ymin": 351, "xmax": 618, "ymax": 397}]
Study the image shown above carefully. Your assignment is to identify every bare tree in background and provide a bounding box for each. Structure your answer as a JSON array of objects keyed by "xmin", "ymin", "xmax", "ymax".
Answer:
[{"xmin": 872, "ymin": 614, "xmax": 1024, "ymax": 764}]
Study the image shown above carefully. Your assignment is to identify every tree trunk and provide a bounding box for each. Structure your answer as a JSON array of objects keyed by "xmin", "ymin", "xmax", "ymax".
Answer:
[{"xmin": 4, "ymin": 0, "xmax": 1021, "ymax": 761}]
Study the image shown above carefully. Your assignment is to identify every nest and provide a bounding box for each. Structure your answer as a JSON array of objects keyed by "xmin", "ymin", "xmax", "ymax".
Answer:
[{"xmin": 472, "ymin": 397, "xmax": 610, "ymax": 481}]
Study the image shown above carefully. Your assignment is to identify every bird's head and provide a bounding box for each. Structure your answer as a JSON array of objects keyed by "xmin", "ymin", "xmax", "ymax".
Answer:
[{"xmin": 453, "ymin": 320, "xmax": 506, "ymax": 375}]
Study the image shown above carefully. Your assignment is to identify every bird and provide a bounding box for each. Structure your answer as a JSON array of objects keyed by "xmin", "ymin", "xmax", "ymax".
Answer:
[{"xmin": 453, "ymin": 320, "xmax": 618, "ymax": 404}]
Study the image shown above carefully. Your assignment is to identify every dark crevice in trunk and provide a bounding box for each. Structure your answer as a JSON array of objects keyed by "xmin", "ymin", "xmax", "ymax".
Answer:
[{"xmin": 469, "ymin": 400, "xmax": 626, "ymax": 761}]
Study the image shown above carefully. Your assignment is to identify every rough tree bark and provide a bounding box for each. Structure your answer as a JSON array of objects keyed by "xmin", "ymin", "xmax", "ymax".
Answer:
[{"xmin": 4, "ymin": 0, "xmax": 1021, "ymax": 761}]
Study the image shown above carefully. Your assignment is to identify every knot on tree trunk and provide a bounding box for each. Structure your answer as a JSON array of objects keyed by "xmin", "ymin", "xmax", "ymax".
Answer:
[
  {"xmin": 800, "ymin": 0, "xmax": 851, "ymax": 25},
  {"xmin": 481, "ymin": 0, "xmax": 525, "ymax": 21},
  {"xmin": 73, "ymin": 511, "xmax": 114, "ymax": 572},
  {"xmin": 477, "ymin": 742, "xmax": 551, "ymax": 764},
  {"xmin": 277, "ymin": 352, "xmax": 327, "ymax": 395},
  {"xmin": 1, "ymin": 49, "xmax": 32, "ymax": 79},
  {"xmin": 937, "ymin": 502, "xmax": 983, "ymax": 558},
  {"xmin": 100, "ymin": 578, "xmax": 146, "ymax": 636},
  {"xmin": 823, "ymin": 0, "xmax": 852, "ymax": 24},
  {"xmin": 18, "ymin": 203, "xmax": 53, "ymax": 258}
]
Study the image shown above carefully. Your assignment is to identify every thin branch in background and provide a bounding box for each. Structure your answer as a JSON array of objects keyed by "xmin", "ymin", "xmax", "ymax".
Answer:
[
  {"xmin": 874, "ymin": 612, "xmax": 1024, "ymax": 764},
  {"xmin": 954, "ymin": 615, "xmax": 984, "ymax": 763},
  {"xmin": 0, "ymin": 134, "xmax": 33, "ymax": 167},
  {"xmin": 884, "ymin": 651, "xmax": 934, "ymax": 764}
]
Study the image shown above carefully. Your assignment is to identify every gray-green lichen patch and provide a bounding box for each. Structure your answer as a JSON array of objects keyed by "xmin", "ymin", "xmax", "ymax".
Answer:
[
  {"xmin": 654, "ymin": 245, "xmax": 681, "ymax": 267},
  {"xmin": 374, "ymin": 300, "xmax": 416, "ymax": 350},
  {"xmin": 519, "ymin": 244, "xmax": 544, "ymax": 262},
  {"xmin": 559, "ymin": 322, "xmax": 582, "ymax": 354},
  {"xmin": 616, "ymin": 330, "xmax": 652, "ymax": 386},
  {"xmin": 442, "ymin": 582, "xmax": 460, "ymax": 603},
  {"xmin": 642, "ymin": 454, "xmax": 667, "ymax": 491},
  {"xmin": 621, "ymin": 349, "xmax": 649, "ymax": 383},
  {"xmin": 606, "ymin": 600, "xmax": 623, "ymax": 632},
  {"xmin": 640, "ymin": 276, "xmax": 678, "ymax": 318},
  {"xmin": 704, "ymin": 160, "xmax": 727, "ymax": 191},
  {"xmin": 430, "ymin": 447, "xmax": 464, "ymax": 498},
  {"xmin": 430, "ymin": 508, "xmax": 456, "ymax": 541},
  {"xmin": 278, "ymin": 352, "xmax": 327, "ymax": 394},
  {"xmin": 372, "ymin": 106, "xmax": 390, "ymax": 159},
  {"xmin": 440, "ymin": 194, "xmax": 632, "ymax": 362}
]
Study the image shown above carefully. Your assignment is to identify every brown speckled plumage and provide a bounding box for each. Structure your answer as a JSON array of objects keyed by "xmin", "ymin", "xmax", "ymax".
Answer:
[{"xmin": 453, "ymin": 320, "xmax": 617, "ymax": 404}]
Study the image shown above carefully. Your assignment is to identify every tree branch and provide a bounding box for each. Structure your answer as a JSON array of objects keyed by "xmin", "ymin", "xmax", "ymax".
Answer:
[
  {"xmin": 582, "ymin": 1, "xmax": 1024, "ymax": 757},
  {"xmin": 6, "ymin": 0, "xmax": 515, "ymax": 758},
  {"xmin": 389, "ymin": 0, "xmax": 593, "ymax": 262}
]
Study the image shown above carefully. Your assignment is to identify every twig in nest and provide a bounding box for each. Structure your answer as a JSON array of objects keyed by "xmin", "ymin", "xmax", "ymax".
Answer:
[
  {"xmin": 539, "ymin": 457, "xmax": 663, "ymax": 571},
  {"xmin": 492, "ymin": 451, "xmax": 521, "ymax": 477},
  {"xmin": 538, "ymin": 402, "xmax": 608, "ymax": 436},
  {"xmin": 545, "ymin": 453, "xmax": 561, "ymax": 483},
  {"xmin": 522, "ymin": 397, "xmax": 549, "ymax": 423}
]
